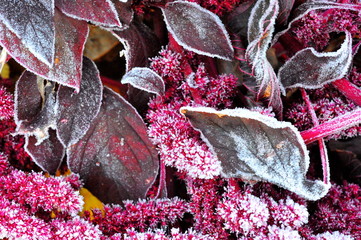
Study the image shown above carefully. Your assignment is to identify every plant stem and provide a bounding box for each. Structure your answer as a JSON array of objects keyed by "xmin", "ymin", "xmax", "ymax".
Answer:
[{"xmin": 332, "ymin": 78, "xmax": 361, "ymax": 107}]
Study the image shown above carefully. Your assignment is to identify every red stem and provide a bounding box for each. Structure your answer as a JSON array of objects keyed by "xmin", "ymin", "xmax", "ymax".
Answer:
[
  {"xmin": 332, "ymin": 78, "xmax": 361, "ymax": 107},
  {"xmin": 301, "ymin": 108, "xmax": 361, "ymax": 144},
  {"xmin": 300, "ymin": 89, "xmax": 330, "ymax": 185}
]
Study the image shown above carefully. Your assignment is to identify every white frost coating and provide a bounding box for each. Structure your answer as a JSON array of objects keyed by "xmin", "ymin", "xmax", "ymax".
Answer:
[
  {"xmin": 56, "ymin": 0, "xmax": 123, "ymax": 28},
  {"xmin": 121, "ymin": 67, "xmax": 165, "ymax": 95},
  {"xmin": 162, "ymin": 1, "xmax": 234, "ymax": 60},
  {"xmin": 278, "ymin": 32, "xmax": 353, "ymax": 93},
  {"xmin": 0, "ymin": 0, "xmax": 55, "ymax": 66},
  {"xmin": 181, "ymin": 106, "xmax": 331, "ymax": 200},
  {"xmin": 272, "ymin": 0, "xmax": 360, "ymax": 45}
]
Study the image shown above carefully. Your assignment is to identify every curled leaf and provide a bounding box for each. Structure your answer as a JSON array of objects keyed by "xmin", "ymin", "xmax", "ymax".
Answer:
[
  {"xmin": 246, "ymin": 0, "xmax": 282, "ymax": 113},
  {"xmin": 181, "ymin": 106, "xmax": 330, "ymax": 201},
  {"xmin": 278, "ymin": 32, "xmax": 353, "ymax": 91},
  {"xmin": 162, "ymin": 1, "xmax": 234, "ymax": 60},
  {"xmin": 113, "ymin": 21, "xmax": 160, "ymax": 72},
  {"xmin": 25, "ymin": 129, "xmax": 65, "ymax": 175},
  {"xmin": 15, "ymin": 71, "xmax": 57, "ymax": 143},
  {"xmin": 57, "ymin": 57, "xmax": 103, "ymax": 147},
  {"xmin": 68, "ymin": 88, "xmax": 159, "ymax": 204},
  {"xmin": 0, "ymin": 0, "xmax": 55, "ymax": 65},
  {"xmin": 121, "ymin": 67, "xmax": 165, "ymax": 96}
]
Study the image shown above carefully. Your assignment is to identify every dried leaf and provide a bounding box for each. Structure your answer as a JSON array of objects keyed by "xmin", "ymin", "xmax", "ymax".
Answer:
[
  {"xmin": 14, "ymin": 71, "xmax": 57, "ymax": 143},
  {"xmin": 246, "ymin": 0, "xmax": 282, "ymax": 113},
  {"xmin": 121, "ymin": 67, "xmax": 165, "ymax": 95},
  {"xmin": 0, "ymin": 9, "xmax": 88, "ymax": 91},
  {"xmin": 113, "ymin": 21, "xmax": 160, "ymax": 72},
  {"xmin": 0, "ymin": 0, "xmax": 55, "ymax": 66},
  {"xmin": 68, "ymin": 88, "xmax": 159, "ymax": 204},
  {"xmin": 162, "ymin": 1, "xmax": 234, "ymax": 60},
  {"xmin": 181, "ymin": 106, "xmax": 330, "ymax": 201},
  {"xmin": 83, "ymin": 26, "xmax": 119, "ymax": 61},
  {"xmin": 278, "ymin": 32, "xmax": 353, "ymax": 91},
  {"xmin": 56, "ymin": 0, "xmax": 122, "ymax": 28},
  {"xmin": 25, "ymin": 129, "xmax": 65, "ymax": 175},
  {"xmin": 57, "ymin": 57, "xmax": 103, "ymax": 147}
]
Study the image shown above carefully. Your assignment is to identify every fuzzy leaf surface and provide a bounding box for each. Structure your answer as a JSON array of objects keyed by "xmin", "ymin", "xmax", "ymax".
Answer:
[
  {"xmin": 57, "ymin": 57, "xmax": 103, "ymax": 147},
  {"xmin": 0, "ymin": 0, "xmax": 55, "ymax": 66},
  {"xmin": 25, "ymin": 129, "xmax": 65, "ymax": 175},
  {"xmin": 162, "ymin": 1, "xmax": 234, "ymax": 60},
  {"xmin": 121, "ymin": 67, "xmax": 165, "ymax": 95},
  {"xmin": 68, "ymin": 88, "xmax": 159, "ymax": 204},
  {"xmin": 181, "ymin": 107, "xmax": 330, "ymax": 201},
  {"xmin": 278, "ymin": 32, "xmax": 352, "ymax": 91},
  {"xmin": 246, "ymin": 0, "xmax": 282, "ymax": 113},
  {"xmin": 15, "ymin": 71, "xmax": 57, "ymax": 143},
  {"xmin": 113, "ymin": 21, "xmax": 160, "ymax": 72},
  {"xmin": 0, "ymin": 9, "xmax": 88, "ymax": 91},
  {"xmin": 56, "ymin": 0, "xmax": 122, "ymax": 28}
]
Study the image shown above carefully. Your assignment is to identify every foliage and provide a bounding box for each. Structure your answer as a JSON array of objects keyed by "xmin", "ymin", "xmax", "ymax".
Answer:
[{"xmin": 0, "ymin": 0, "xmax": 361, "ymax": 239}]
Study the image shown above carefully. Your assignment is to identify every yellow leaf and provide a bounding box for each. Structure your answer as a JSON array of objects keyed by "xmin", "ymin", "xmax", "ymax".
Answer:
[{"xmin": 79, "ymin": 187, "xmax": 104, "ymax": 219}]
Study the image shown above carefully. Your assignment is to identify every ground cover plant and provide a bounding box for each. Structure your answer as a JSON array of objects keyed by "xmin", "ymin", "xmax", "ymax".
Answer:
[{"xmin": 0, "ymin": 0, "xmax": 361, "ymax": 239}]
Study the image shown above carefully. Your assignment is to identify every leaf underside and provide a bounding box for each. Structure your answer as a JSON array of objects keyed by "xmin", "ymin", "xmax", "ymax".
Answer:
[
  {"xmin": 68, "ymin": 88, "xmax": 159, "ymax": 204},
  {"xmin": 181, "ymin": 106, "xmax": 330, "ymax": 201}
]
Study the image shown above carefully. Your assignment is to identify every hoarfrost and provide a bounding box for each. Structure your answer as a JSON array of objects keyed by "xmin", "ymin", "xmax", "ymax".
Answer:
[
  {"xmin": 0, "ymin": 0, "xmax": 55, "ymax": 66},
  {"xmin": 181, "ymin": 106, "xmax": 330, "ymax": 201},
  {"xmin": 278, "ymin": 32, "xmax": 353, "ymax": 92},
  {"xmin": 162, "ymin": 1, "xmax": 234, "ymax": 60},
  {"xmin": 67, "ymin": 87, "xmax": 159, "ymax": 204},
  {"xmin": 121, "ymin": 67, "xmax": 165, "ymax": 96}
]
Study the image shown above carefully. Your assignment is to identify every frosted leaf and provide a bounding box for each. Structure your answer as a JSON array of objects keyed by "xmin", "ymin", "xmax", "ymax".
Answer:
[
  {"xmin": 25, "ymin": 129, "xmax": 65, "ymax": 174},
  {"xmin": 15, "ymin": 71, "xmax": 58, "ymax": 144},
  {"xmin": 0, "ymin": 9, "xmax": 88, "ymax": 91},
  {"xmin": 57, "ymin": 57, "xmax": 103, "ymax": 147},
  {"xmin": 0, "ymin": 0, "xmax": 55, "ymax": 66},
  {"xmin": 278, "ymin": 32, "xmax": 352, "ymax": 92},
  {"xmin": 121, "ymin": 67, "xmax": 165, "ymax": 96},
  {"xmin": 181, "ymin": 106, "xmax": 330, "ymax": 201},
  {"xmin": 162, "ymin": 1, "xmax": 234, "ymax": 60},
  {"xmin": 277, "ymin": 0, "xmax": 295, "ymax": 25},
  {"xmin": 272, "ymin": 1, "xmax": 361, "ymax": 45},
  {"xmin": 110, "ymin": 0, "xmax": 134, "ymax": 29},
  {"xmin": 113, "ymin": 21, "xmax": 160, "ymax": 72},
  {"xmin": 246, "ymin": 0, "xmax": 282, "ymax": 113},
  {"xmin": 68, "ymin": 87, "xmax": 159, "ymax": 204},
  {"xmin": 56, "ymin": 0, "xmax": 122, "ymax": 28}
]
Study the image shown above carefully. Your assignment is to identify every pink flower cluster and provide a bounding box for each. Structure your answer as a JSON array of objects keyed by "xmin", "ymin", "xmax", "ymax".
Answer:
[
  {"xmin": 87, "ymin": 197, "xmax": 188, "ymax": 237},
  {"xmin": 147, "ymin": 47, "xmax": 238, "ymax": 178},
  {"xmin": 292, "ymin": 4, "xmax": 361, "ymax": 50},
  {"xmin": 0, "ymin": 154, "xmax": 102, "ymax": 240},
  {"xmin": 0, "ymin": 86, "xmax": 13, "ymax": 120}
]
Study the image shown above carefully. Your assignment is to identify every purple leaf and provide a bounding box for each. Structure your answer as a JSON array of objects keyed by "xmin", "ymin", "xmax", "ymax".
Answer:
[
  {"xmin": 246, "ymin": 0, "xmax": 282, "ymax": 113},
  {"xmin": 110, "ymin": 0, "xmax": 134, "ymax": 29},
  {"xmin": 68, "ymin": 88, "xmax": 159, "ymax": 204},
  {"xmin": 56, "ymin": 0, "xmax": 122, "ymax": 28},
  {"xmin": 15, "ymin": 71, "xmax": 58, "ymax": 143},
  {"xmin": 162, "ymin": 1, "xmax": 234, "ymax": 60},
  {"xmin": 0, "ymin": 0, "xmax": 55, "ymax": 66},
  {"xmin": 277, "ymin": 0, "xmax": 295, "ymax": 25},
  {"xmin": 121, "ymin": 67, "xmax": 165, "ymax": 96},
  {"xmin": 278, "ymin": 32, "xmax": 352, "ymax": 91},
  {"xmin": 113, "ymin": 21, "xmax": 160, "ymax": 72},
  {"xmin": 57, "ymin": 57, "xmax": 103, "ymax": 147},
  {"xmin": 25, "ymin": 129, "xmax": 65, "ymax": 175},
  {"xmin": 0, "ymin": 9, "xmax": 88, "ymax": 91},
  {"xmin": 181, "ymin": 106, "xmax": 330, "ymax": 201}
]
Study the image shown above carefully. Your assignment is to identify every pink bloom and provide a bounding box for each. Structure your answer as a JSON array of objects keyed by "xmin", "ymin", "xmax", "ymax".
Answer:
[
  {"xmin": 52, "ymin": 217, "xmax": 102, "ymax": 240},
  {"xmin": 0, "ymin": 86, "xmax": 14, "ymax": 120}
]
